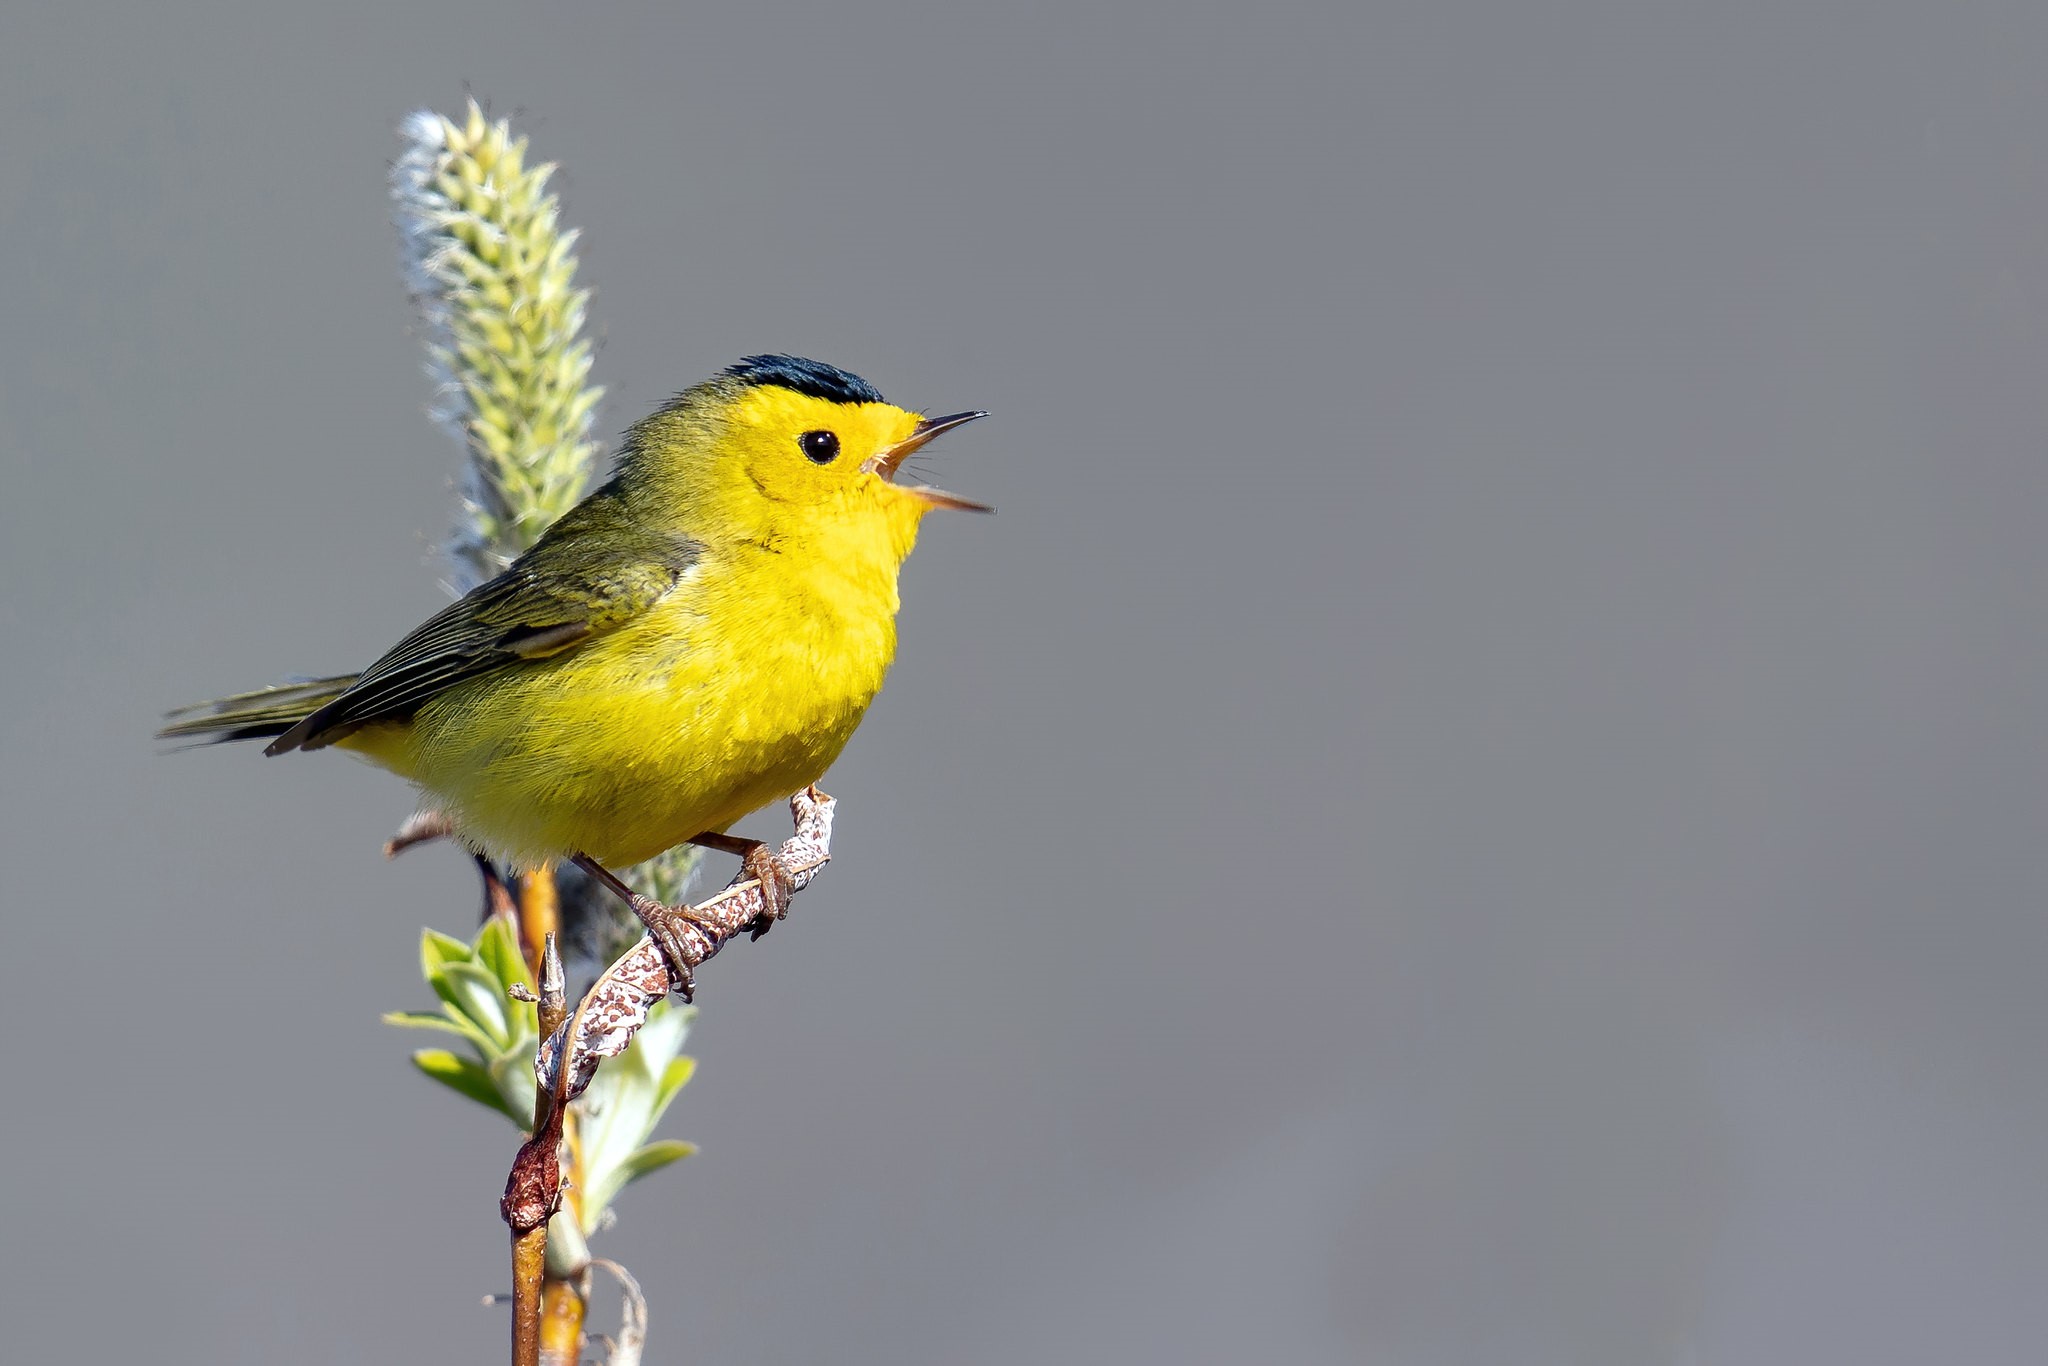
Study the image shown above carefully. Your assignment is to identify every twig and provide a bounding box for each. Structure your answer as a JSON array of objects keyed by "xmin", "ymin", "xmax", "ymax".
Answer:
[
  {"xmin": 538, "ymin": 789, "xmax": 836, "ymax": 1108},
  {"xmin": 495, "ymin": 788, "xmax": 832, "ymax": 1365},
  {"xmin": 521, "ymin": 865, "xmax": 584, "ymax": 1365},
  {"xmin": 505, "ymin": 935, "xmax": 568, "ymax": 1366},
  {"xmin": 384, "ymin": 808, "xmax": 456, "ymax": 858},
  {"xmin": 590, "ymin": 1259, "xmax": 648, "ymax": 1366}
]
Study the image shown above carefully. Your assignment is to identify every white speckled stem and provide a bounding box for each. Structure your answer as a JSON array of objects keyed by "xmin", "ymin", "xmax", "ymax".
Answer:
[{"xmin": 535, "ymin": 788, "xmax": 836, "ymax": 1106}]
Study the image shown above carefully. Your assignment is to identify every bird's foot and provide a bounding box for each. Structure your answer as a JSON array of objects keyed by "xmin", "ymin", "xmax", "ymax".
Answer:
[
  {"xmin": 740, "ymin": 844, "xmax": 796, "ymax": 940},
  {"xmin": 687, "ymin": 831, "xmax": 797, "ymax": 940},
  {"xmin": 626, "ymin": 893, "xmax": 703, "ymax": 1003},
  {"xmin": 572, "ymin": 853, "xmax": 706, "ymax": 1001}
]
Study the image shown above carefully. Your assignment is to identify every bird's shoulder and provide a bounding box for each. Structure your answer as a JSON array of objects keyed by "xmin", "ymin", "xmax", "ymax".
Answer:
[{"xmin": 489, "ymin": 492, "xmax": 704, "ymax": 636}]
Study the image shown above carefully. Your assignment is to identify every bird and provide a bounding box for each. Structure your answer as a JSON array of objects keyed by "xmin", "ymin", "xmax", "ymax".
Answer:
[{"xmin": 161, "ymin": 354, "xmax": 988, "ymax": 986}]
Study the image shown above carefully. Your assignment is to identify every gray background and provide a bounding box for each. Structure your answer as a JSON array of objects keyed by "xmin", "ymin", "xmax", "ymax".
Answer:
[{"xmin": 3, "ymin": 3, "xmax": 2045, "ymax": 1363}]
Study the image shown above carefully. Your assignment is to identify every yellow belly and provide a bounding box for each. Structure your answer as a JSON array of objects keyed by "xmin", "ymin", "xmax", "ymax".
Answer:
[{"xmin": 343, "ymin": 557, "xmax": 898, "ymax": 869}]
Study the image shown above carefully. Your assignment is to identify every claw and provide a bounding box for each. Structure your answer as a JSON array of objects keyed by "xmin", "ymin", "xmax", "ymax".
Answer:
[
  {"xmin": 742, "ymin": 844, "xmax": 794, "ymax": 939},
  {"xmin": 629, "ymin": 895, "xmax": 704, "ymax": 1001},
  {"xmin": 572, "ymin": 854, "xmax": 707, "ymax": 1000}
]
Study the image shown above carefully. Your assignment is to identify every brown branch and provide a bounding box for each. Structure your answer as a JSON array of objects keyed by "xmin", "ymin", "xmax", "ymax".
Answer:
[
  {"xmin": 538, "ymin": 788, "xmax": 836, "ymax": 1108},
  {"xmin": 505, "ymin": 935, "xmax": 568, "ymax": 1366},
  {"xmin": 496, "ymin": 789, "xmax": 833, "ymax": 1364}
]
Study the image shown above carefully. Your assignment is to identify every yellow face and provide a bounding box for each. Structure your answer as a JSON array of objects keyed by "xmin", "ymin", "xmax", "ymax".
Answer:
[
  {"xmin": 616, "ymin": 358, "xmax": 987, "ymax": 568},
  {"xmin": 698, "ymin": 380, "xmax": 989, "ymax": 561},
  {"xmin": 725, "ymin": 383, "xmax": 930, "ymax": 516}
]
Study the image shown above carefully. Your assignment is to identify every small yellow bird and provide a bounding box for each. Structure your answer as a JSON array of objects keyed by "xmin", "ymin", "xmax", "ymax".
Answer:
[{"xmin": 163, "ymin": 355, "xmax": 987, "ymax": 977}]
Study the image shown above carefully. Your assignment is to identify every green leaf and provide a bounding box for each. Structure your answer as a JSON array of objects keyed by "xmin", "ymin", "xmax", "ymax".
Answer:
[
  {"xmin": 621, "ymin": 1139, "xmax": 696, "ymax": 1181},
  {"xmin": 474, "ymin": 915, "xmax": 534, "ymax": 993},
  {"xmin": 488, "ymin": 1049, "xmax": 539, "ymax": 1128},
  {"xmin": 381, "ymin": 1009, "xmax": 491, "ymax": 1047},
  {"xmin": 546, "ymin": 1208, "xmax": 592, "ymax": 1276},
  {"xmin": 411, "ymin": 1049, "xmax": 525, "ymax": 1124},
  {"xmin": 568, "ymin": 998, "xmax": 697, "ymax": 1225},
  {"xmin": 586, "ymin": 1138, "xmax": 697, "ymax": 1215},
  {"xmin": 429, "ymin": 960, "xmax": 517, "ymax": 1049},
  {"xmin": 419, "ymin": 928, "xmax": 475, "ymax": 980},
  {"xmin": 653, "ymin": 1055, "xmax": 696, "ymax": 1120}
]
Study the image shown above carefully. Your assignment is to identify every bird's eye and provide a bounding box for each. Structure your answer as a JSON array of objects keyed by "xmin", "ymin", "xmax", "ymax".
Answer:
[{"xmin": 799, "ymin": 430, "xmax": 840, "ymax": 464}]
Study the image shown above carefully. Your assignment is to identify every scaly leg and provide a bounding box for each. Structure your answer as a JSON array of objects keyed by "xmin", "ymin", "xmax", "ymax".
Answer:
[
  {"xmin": 570, "ymin": 854, "xmax": 711, "ymax": 1001},
  {"xmin": 687, "ymin": 831, "xmax": 796, "ymax": 939}
]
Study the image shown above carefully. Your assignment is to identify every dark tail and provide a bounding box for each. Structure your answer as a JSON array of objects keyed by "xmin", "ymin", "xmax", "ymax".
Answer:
[{"xmin": 157, "ymin": 675, "xmax": 361, "ymax": 747}]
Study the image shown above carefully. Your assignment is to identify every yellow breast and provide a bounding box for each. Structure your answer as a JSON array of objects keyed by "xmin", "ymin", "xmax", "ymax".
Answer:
[{"xmin": 348, "ymin": 540, "xmax": 902, "ymax": 869}]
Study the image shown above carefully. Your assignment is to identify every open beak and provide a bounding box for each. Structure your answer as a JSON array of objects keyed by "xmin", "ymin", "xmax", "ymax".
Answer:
[{"xmin": 865, "ymin": 410, "xmax": 993, "ymax": 512}]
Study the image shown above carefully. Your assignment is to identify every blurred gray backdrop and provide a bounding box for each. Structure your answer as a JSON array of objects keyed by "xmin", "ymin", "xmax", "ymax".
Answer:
[{"xmin": 4, "ymin": 3, "xmax": 2047, "ymax": 1363}]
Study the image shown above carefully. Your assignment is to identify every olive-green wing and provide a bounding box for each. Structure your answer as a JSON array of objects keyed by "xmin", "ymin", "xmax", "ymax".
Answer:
[{"xmin": 267, "ymin": 527, "xmax": 698, "ymax": 754}]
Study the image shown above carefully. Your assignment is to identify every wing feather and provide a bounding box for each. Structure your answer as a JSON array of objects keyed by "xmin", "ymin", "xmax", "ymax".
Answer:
[{"xmin": 267, "ymin": 506, "xmax": 697, "ymax": 754}]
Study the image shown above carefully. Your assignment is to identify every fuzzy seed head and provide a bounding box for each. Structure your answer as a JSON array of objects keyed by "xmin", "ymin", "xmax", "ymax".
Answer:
[{"xmin": 392, "ymin": 100, "xmax": 603, "ymax": 590}]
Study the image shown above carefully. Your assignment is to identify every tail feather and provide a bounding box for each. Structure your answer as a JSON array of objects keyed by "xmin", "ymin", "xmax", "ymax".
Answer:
[{"xmin": 157, "ymin": 675, "xmax": 362, "ymax": 746}]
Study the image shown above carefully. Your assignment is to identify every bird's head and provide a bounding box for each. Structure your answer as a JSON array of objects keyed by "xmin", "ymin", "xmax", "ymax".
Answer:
[{"xmin": 619, "ymin": 355, "xmax": 988, "ymax": 564}]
